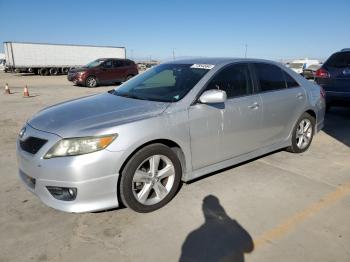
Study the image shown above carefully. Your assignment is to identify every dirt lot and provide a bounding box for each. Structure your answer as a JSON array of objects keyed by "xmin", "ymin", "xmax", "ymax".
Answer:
[{"xmin": 1, "ymin": 72, "xmax": 350, "ymax": 262}]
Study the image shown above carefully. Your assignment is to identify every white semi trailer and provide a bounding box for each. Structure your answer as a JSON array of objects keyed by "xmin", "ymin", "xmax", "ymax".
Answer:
[{"xmin": 4, "ymin": 42, "xmax": 126, "ymax": 75}]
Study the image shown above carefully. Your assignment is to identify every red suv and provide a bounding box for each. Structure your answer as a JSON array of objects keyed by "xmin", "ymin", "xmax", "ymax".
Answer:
[{"xmin": 68, "ymin": 58, "xmax": 138, "ymax": 87}]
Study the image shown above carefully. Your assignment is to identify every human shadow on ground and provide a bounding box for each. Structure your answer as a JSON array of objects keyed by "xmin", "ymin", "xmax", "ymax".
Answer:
[{"xmin": 179, "ymin": 195, "xmax": 254, "ymax": 262}]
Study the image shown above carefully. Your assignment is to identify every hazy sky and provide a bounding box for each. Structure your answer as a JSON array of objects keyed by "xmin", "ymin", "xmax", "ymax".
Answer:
[{"xmin": 1, "ymin": 0, "xmax": 349, "ymax": 61}]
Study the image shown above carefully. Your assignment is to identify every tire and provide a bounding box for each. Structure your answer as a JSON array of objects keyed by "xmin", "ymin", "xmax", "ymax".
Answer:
[
  {"xmin": 39, "ymin": 68, "xmax": 49, "ymax": 76},
  {"xmin": 125, "ymin": 74, "xmax": 134, "ymax": 81},
  {"xmin": 85, "ymin": 76, "xmax": 97, "ymax": 87},
  {"xmin": 287, "ymin": 112, "xmax": 315, "ymax": 153},
  {"xmin": 62, "ymin": 68, "xmax": 69, "ymax": 74},
  {"xmin": 49, "ymin": 68, "xmax": 59, "ymax": 75},
  {"xmin": 326, "ymin": 103, "xmax": 331, "ymax": 113},
  {"xmin": 120, "ymin": 144, "xmax": 182, "ymax": 213}
]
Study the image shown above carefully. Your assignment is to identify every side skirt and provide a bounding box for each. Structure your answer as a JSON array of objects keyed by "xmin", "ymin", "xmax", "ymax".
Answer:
[{"xmin": 182, "ymin": 140, "xmax": 291, "ymax": 182}]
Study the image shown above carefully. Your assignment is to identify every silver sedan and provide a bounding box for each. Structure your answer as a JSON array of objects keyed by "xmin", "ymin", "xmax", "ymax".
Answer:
[{"xmin": 16, "ymin": 58, "xmax": 325, "ymax": 213}]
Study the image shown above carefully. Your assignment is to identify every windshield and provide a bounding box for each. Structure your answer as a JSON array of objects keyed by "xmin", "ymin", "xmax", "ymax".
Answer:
[
  {"xmin": 111, "ymin": 63, "xmax": 212, "ymax": 102},
  {"xmin": 85, "ymin": 59, "xmax": 105, "ymax": 68},
  {"xmin": 289, "ymin": 63, "xmax": 304, "ymax": 69}
]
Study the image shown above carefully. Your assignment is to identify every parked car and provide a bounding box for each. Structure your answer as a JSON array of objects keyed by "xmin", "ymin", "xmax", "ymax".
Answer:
[
  {"xmin": 289, "ymin": 59, "xmax": 321, "ymax": 75},
  {"xmin": 17, "ymin": 58, "xmax": 325, "ymax": 213},
  {"xmin": 67, "ymin": 58, "xmax": 138, "ymax": 87},
  {"xmin": 302, "ymin": 64, "xmax": 321, "ymax": 79},
  {"xmin": 315, "ymin": 49, "xmax": 350, "ymax": 111}
]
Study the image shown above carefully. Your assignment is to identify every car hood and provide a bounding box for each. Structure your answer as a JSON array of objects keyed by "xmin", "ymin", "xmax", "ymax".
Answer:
[
  {"xmin": 69, "ymin": 67, "xmax": 90, "ymax": 73},
  {"xmin": 28, "ymin": 93, "xmax": 169, "ymax": 137}
]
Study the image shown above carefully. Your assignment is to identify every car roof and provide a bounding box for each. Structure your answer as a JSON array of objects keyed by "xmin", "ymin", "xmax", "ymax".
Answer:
[
  {"xmin": 165, "ymin": 57, "xmax": 281, "ymax": 66},
  {"xmin": 98, "ymin": 58, "xmax": 128, "ymax": 61}
]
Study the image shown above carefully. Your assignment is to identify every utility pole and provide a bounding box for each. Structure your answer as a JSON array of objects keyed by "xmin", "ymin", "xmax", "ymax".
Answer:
[
  {"xmin": 172, "ymin": 49, "xmax": 175, "ymax": 60},
  {"xmin": 244, "ymin": 44, "xmax": 248, "ymax": 58}
]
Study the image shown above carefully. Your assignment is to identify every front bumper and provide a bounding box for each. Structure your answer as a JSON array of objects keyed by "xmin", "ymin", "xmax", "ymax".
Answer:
[
  {"xmin": 67, "ymin": 73, "xmax": 85, "ymax": 85},
  {"xmin": 16, "ymin": 124, "xmax": 124, "ymax": 213}
]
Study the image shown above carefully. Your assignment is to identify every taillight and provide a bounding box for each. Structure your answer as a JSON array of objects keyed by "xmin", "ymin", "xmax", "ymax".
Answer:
[
  {"xmin": 315, "ymin": 68, "xmax": 330, "ymax": 78},
  {"xmin": 320, "ymin": 86, "xmax": 326, "ymax": 98}
]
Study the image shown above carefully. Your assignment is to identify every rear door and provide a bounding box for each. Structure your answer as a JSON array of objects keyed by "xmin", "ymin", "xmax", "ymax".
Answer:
[
  {"xmin": 252, "ymin": 63, "xmax": 306, "ymax": 147},
  {"xmin": 112, "ymin": 60, "xmax": 127, "ymax": 82},
  {"xmin": 323, "ymin": 51, "xmax": 350, "ymax": 92}
]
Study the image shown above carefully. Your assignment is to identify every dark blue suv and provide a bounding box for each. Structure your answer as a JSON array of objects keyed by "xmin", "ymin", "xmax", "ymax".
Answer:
[{"xmin": 315, "ymin": 49, "xmax": 350, "ymax": 111}]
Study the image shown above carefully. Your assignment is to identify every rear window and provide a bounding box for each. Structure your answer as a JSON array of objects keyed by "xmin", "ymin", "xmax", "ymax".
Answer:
[
  {"xmin": 254, "ymin": 63, "xmax": 286, "ymax": 92},
  {"xmin": 306, "ymin": 64, "xmax": 320, "ymax": 70},
  {"xmin": 325, "ymin": 52, "xmax": 350, "ymax": 68},
  {"xmin": 289, "ymin": 63, "xmax": 304, "ymax": 69}
]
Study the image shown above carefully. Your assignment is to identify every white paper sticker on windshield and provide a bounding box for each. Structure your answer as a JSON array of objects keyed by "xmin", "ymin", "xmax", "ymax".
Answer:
[{"xmin": 190, "ymin": 64, "xmax": 215, "ymax": 70}]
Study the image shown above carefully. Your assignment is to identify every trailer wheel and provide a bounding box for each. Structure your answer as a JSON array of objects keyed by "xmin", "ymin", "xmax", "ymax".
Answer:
[
  {"xmin": 62, "ymin": 68, "xmax": 69, "ymax": 74},
  {"xmin": 39, "ymin": 68, "xmax": 49, "ymax": 76},
  {"xmin": 49, "ymin": 68, "xmax": 59, "ymax": 75}
]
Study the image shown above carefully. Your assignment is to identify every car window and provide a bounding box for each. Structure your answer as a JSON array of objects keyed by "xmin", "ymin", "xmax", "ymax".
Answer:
[
  {"xmin": 325, "ymin": 52, "xmax": 350, "ymax": 68},
  {"xmin": 254, "ymin": 63, "xmax": 286, "ymax": 92},
  {"xmin": 206, "ymin": 63, "xmax": 252, "ymax": 98},
  {"xmin": 113, "ymin": 64, "xmax": 210, "ymax": 102},
  {"xmin": 103, "ymin": 60, "xmax": 113, "ymax": 68},
  {"xmin": 283, "ymin": 71, "xmax": 299, "ymax": 88},
  {"xmin": 307, "ymin": 64, "xmax": 320, "ymax": 70},
  {"xmin": 289, "ymin": 63, "xmax": 304, "ymax": 69},
  {"xmin": 113, "ymin": 60, "xmax": 123, "ymax": 68},
  {"xmin": 124, "ymin": 60, "xmax": 132, "ymax": 66},
  {"xmin": 143, "ymin": 70, "xmax": 176, "ymax": 88}
]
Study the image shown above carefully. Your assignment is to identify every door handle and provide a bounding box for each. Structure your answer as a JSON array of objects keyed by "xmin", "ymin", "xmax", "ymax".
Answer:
[
  {"xmin": 297, "ymin": 93, "xmax": 304, "ymax": 99},
  {"xmin": 248, "ymin": 102, "xmax": 259, "ymax": 109}
]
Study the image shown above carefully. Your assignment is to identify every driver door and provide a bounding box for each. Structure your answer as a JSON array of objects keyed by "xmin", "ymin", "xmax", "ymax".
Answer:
[
  {"xmin": 99, "ymin": 60, "xmax": 114, "ymax": 84},
  {"xmin": 189, "ymin": 63, "xmax": 263, "ymax": 170}
]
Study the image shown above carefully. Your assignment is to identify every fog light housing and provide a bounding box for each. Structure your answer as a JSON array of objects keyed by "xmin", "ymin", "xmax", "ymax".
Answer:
[{"xmin": 47, "ymin": 186, "xmax": 77, "ymax": 201}]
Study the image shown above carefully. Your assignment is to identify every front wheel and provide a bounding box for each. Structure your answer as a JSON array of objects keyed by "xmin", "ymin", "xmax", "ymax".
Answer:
[
  {"xmin": 85, "ymin": 76, "xmax": 97, "ymax": 87},
  {"xmin": 287, "ymin": 112, "xmax": 315, "ymax": 153},
  {"xmin": 120, "ymin": 144, "xmax": 182, "ymax": 213}
]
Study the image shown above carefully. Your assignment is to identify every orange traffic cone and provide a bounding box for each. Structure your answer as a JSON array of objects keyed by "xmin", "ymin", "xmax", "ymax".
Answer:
[
  {"xmin": 4, "ymin": 83, "xmax": 11, "ymax": 94},
  {"xmin": 23, "ymin": 85, "xmax": 30, "ymax": 97}
]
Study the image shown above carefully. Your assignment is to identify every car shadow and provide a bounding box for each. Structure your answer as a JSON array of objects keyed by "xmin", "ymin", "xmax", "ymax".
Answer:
[
  {"xmin": 179, "ymin": 195, "xmax": 254, "ymax": 262},
  {"xmin": 323, "ymin": 107, "xmax": 350, "ymax": 147}
]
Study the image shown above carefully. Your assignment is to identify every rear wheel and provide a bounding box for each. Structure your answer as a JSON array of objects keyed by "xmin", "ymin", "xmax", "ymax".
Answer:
[
  {"xmin": 125, "ymin": 74, "xmax": 134, "ymax": 81},
  {"xmin": 287, "ymin": 112, "xmax": 315, "ymax": 153},
  {"xmin": 62, "ymin": 68, "xmax": 69, "ymax": 74},
  {"xmin": 49, "ymin": 68, "xmax": 59, "ymax": 75},
  {"xmin": 120, "ymin": 144, "xmax": 182, "ymax": 213},
  {"xmin": 85, "ymin": 76, "xmax": 97, "ymax": 87},
  {"xmin": 39, "ymin": 68, "xmax": 49, "ymax": 76}
]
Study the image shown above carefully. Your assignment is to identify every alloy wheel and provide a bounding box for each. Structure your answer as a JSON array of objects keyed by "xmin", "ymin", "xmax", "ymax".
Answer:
[
  {"xmin": 87, "ymin": 77, "xmax": 97, "ymax": 87},
  {"xmin": 296, "ymin": 119, "xmax": 313, "ymax": 150},
  {"xmin": 132, "ymin": 154, "xmax": 175, "ymax": 205}
]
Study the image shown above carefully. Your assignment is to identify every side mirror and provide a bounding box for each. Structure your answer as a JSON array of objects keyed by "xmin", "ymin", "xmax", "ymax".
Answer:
[{"xmin": 199, "ymin": 89, "xmax": 227, "ymax": 104}]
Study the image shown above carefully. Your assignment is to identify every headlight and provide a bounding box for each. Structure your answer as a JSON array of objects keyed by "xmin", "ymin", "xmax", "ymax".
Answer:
[{"xmin": 44, "ymin": 134, "xmax": 117, "ymax": 159}]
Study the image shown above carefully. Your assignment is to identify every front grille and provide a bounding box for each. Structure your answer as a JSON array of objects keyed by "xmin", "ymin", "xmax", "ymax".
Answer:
[{"xmin": 20, "ymin": 137, "xmax": 48, "ymax": 154}]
